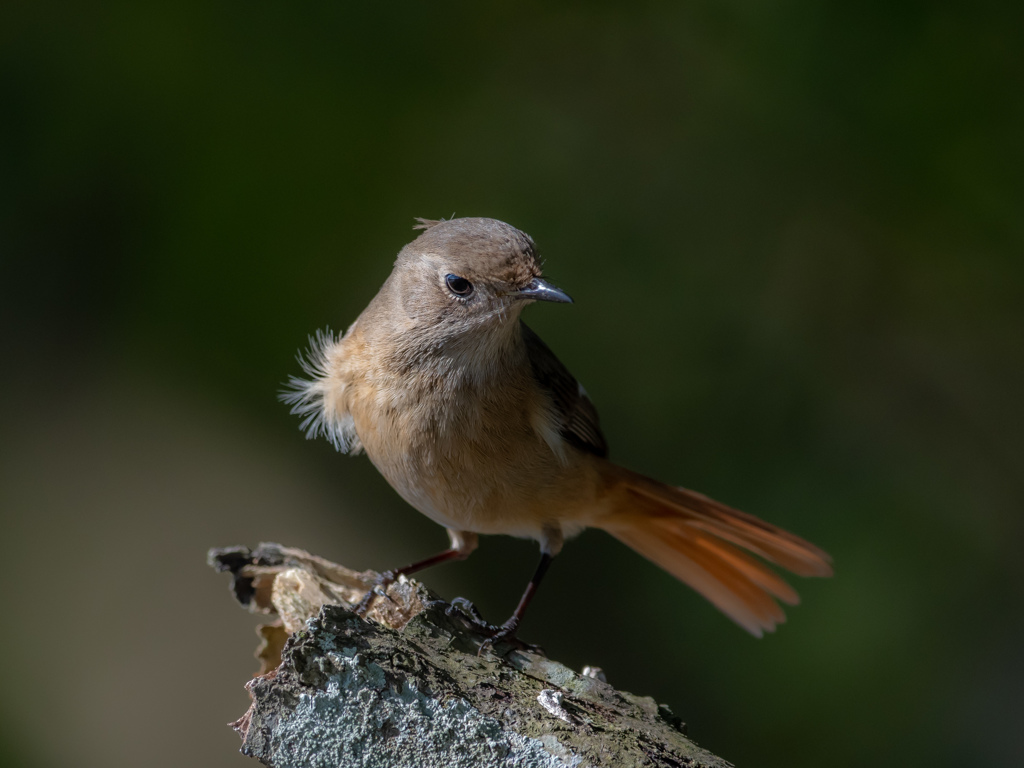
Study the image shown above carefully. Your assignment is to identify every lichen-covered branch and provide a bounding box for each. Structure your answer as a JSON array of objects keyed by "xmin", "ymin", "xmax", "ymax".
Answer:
[{"xmin": 209, "ymin": 543, "xmax": 733, "ymax": 768}]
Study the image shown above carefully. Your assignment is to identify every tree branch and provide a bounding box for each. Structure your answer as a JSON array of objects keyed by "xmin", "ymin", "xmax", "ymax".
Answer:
[{"xmin": 209, "ymin": 543, "xmax": 734, "ymax": 768}]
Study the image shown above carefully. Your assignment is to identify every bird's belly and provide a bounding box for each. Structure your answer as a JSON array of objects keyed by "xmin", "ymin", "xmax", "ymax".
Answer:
[
  {"xmin": 351, "ymin": 387, "xmax": 600, "ymax": 539},
  {"xmin": 363, "ymin": 433, "xmax": 552, "ymax": 537}
]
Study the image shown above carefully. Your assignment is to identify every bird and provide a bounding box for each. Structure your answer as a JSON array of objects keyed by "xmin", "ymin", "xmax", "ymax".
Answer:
[{"xmin": 281, "ymin": 216, "xmax": 832, "ymax": 646}]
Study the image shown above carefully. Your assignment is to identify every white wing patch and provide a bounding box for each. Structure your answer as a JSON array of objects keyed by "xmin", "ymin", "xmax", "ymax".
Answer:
[
  {"xmin": 530, "ymin": 402, "xmax": 568, "ymax": 466},
  {"xmin": 279, "ymin": 328, "xmax": 362, "ymax": 454}
]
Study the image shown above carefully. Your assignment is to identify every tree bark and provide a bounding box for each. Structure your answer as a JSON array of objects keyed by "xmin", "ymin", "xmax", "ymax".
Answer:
[{"xmin": 209, "ymin": 543, "xmax": 734, "ymax": 768}]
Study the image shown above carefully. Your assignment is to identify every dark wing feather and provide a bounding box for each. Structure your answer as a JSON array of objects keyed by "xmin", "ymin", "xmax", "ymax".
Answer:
[{"xmin": 521, "ymin": 321, "xmax": 609, "ymax": 458}]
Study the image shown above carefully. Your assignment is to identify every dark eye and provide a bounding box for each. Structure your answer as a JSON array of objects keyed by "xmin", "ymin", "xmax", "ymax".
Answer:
[{"xmin": 445, "ymin": 274, "xmax": 473, "ymax": 297}]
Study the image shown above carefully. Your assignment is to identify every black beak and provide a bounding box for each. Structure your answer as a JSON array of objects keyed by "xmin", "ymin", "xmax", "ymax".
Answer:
[{"xmin": 518, "ymin": 277, "xmax": 573, "ymax": 304}]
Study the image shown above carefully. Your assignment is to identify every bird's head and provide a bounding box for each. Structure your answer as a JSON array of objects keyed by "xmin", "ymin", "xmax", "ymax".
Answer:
[{"xmin": 389, "ymin": 217, "xmax": 572, "ymax": 337}]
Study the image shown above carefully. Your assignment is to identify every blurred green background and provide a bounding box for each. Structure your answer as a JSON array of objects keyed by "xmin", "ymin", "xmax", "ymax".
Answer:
[{"xmin": 2, "ymin": 2, "xmax": 1022, "ymax": 766}]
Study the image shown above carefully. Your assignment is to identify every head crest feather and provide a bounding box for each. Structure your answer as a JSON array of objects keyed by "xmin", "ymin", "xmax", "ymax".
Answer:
[{"xmin": 412, "ymin": 217, "xmax": 445, "ymax": 231}]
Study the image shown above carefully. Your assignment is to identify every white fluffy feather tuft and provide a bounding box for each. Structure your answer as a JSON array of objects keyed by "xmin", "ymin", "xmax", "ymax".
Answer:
[{"xmin": 279, "ymin": 328, "xmax": 361, "ymax": 454}]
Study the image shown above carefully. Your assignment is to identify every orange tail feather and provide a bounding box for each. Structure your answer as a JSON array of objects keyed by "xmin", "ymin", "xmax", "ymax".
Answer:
[{"xmin": 597, "ymin": 466, "xmax": 833, "ymax": 636}]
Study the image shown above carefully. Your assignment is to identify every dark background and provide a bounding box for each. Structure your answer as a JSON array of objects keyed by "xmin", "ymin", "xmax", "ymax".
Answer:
[{"xmin": 2, "ymin": 2, "xmax": 1022, "ymax": 767}]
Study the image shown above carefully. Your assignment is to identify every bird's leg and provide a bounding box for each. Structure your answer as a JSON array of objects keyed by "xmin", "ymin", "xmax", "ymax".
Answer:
[
  {"xmin": 355, "ymin": 548, "xmax": 465, "ymax": 610},
  {"xmin": 478, "ymin": 551, "xmax": 554, "ymax": 654},
  {"xmin": 354, "ymin": 530, "xmax": 477, "ymax": 616}
]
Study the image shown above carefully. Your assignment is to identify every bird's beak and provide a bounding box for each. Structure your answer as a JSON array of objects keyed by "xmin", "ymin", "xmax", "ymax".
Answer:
[{"xmin": 517, "ymin": 277, "xmax": 573, "ymax": 304}]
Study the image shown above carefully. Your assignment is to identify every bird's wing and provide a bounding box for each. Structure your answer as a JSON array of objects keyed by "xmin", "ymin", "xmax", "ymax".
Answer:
[{"xmin": 520, "ymin": 321, "xmax": 609, "ymax": 458}]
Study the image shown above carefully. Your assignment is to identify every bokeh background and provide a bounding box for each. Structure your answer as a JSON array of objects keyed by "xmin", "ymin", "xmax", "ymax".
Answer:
[{"xmin": 2, "ymin": 2, "xmax": 1022, "ymax": 767}]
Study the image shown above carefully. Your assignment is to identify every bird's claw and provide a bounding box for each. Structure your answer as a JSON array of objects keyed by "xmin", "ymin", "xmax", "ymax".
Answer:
[
  {"xmin": 477, "ymin": 618, "xmax": 521, "ymax": 656},
  {"xmin": 353, "ymin": 570, "xmax": 399, "ymax": 616},
  {"xmin": 446, "ymin": 597, "xmax": 493, "ymax": 628}
]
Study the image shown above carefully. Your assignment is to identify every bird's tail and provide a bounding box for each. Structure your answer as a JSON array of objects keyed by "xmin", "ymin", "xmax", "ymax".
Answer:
[{"xmin": 594, "ymin": 465, "xmax": 833, "ymax": 636}]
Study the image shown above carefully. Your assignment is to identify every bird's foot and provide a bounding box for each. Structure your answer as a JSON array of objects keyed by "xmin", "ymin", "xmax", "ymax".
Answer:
[
  {"xmin": 477, "ymin": 617, "xmax": 545, "ymax": 656},
  {"xmin": 445, "ymin": 596, "xmax": 493, "ymax": 629},
  {"xmin": 353, "ymin": 570, "xmax": 399, "ymax": 616}
]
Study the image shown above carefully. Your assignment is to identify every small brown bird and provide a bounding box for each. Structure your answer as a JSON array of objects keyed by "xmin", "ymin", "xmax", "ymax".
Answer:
[{"xmin": 283, "ymin": 217, "xmax": 832, "ymax": 645}]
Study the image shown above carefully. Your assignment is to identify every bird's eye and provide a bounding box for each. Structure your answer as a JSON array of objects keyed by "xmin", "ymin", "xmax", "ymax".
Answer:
[{"xmin": 445, "ymin": 274, "xmax": 473, "ymax": 297}]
